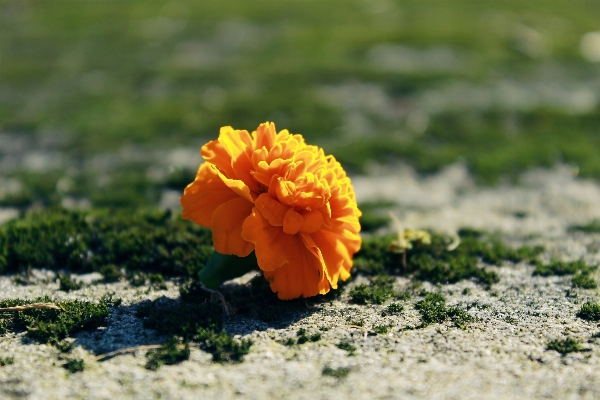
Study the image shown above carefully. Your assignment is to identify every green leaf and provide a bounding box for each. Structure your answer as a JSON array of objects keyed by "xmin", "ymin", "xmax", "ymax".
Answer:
[{"xmin": 198, "ymin": 251, "xmax": 259, "ymax": 289}]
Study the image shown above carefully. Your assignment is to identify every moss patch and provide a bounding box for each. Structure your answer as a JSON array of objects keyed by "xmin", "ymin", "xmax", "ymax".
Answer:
[
  {"xmin": 571, "ymin": 273, "xmax": 597, "ymax": 289},
  {"xmin": 62, "ymin": 358, "xmax": 85, "ymax": 373},
  {"xmin": 0, "ymin": 296, "xmax": 112, "ymax": 345},
  {"xmin": 223, "ymin": 275, "xmax": 307, "ymax": 322},
  {"xmin": 569, "ymin": 220, "xmax": 600, "ymax": 234},
  {"xmin": 136, "ymin": 294, "xmax": 251, "ymax": 365},
  {"xmin": 194, "ymin": 328, "xmax": 252, "ymax": 363},
  {"xmin": 533, "ymin": 260, "xmax": 596, "ymax": 277},
  {"xmin": 354, "ymin": 230, "xmax": 540, "ymax": 287},
  {"xmin": 337, "ymin": 341, "xmax": 356, "ymax": 355},
  {"xmin": 349, "ymin": 275, "xmax": 403, "ymax": 305},
  {"xmin": 0, "ymin": 208, "xmax": 213, "ymax": 278},
  {"xmin": 373, "ymin": 325, "xmax": 390, "ymax": 334},
  {"xmin": 546, "ymin": 338, "xmax": 584, "ymax": 355},
  {"xmin": 383, "ymin": 303, "xmax": 404, "ymax": 316},
  {"xmin": 146, "ymin": 337, "xmax": 190, "ymax": 370},
  {"xmin": 136, "ymin": 300, "xmax": 224, "ymax": 339},
  {"xmin": 288, "ymin": 328, "xmax": 321, "ymax": 346},
  {"xmin": 0, "ymin": 357, "xmax": 14, "ymax": 367},
  {"xmin": 577, "ymin": 302, "xmax": 600, "ymax": 322},
  {"xmin": 58, "ymin": 274, "xmax": 83, "ymax": 292},
  {"xmin": 415, "ymin": 293, "xmax": 472, "ymax": 329},
  {"xmin": 322, "ymin": 366, "xmax": 351, "ymax": 379}
]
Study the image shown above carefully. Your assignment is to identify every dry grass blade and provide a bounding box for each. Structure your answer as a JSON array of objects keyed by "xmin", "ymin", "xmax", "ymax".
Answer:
[
  {"xmin": 96, "ymin": 343, "xmax": 199, "ymax": 361},
  {"xmin": 0, "ymin": 303, "xmax": 65, "ymax": 312},
  {"xmin": 341, "ymin": 324, "xmax": 372, "ymax": 337},
  {"xmin": 96, "ymin": 345, "xmax": 162, "ymax": 361}
]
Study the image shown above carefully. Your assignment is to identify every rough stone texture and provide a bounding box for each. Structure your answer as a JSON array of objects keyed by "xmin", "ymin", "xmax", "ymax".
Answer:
[{"xmin": 1, "ymin": 164, "xmax": 600, "ymax": 399}]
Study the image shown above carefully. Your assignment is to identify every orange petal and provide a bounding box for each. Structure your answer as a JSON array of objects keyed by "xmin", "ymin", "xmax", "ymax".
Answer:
[
  {"xmin": 299, "ymin": 209, "xmax": 323, "ymax": 233},
  {"xmin": 252, "ymin": 122, "xmax": 276, "ymax": 150},
  {"xmin": 200, "ymin": 139, "xmax": 236, "ymax": 179},
  {"xmin": 311, "ymin": 228, "xmax": 360, "ymax": 289},
  {"xmin": 263, "ymin": 235, "xmax": 328, "ymax": 299},
  {"xmin": 275, "ymin": 177, "xmax": 295, "ymax": 206},
  {"xmin": 180, "ymin": 163, "xmax": 238, "ymax": 228},
  {"xmin": 215, "ymin": 169, "xmax": 254, "ymax": 204},
  {"xmin": 241, "ymin": 208, "xmax": 289, "ymax": 271},
  {"xmin": 218, "ymin": 126, "xmax": 253, "ymax": 160},
  {"xmin": 283, "ymin": 208, "xmax": 304, "ymax": 235},
  {"xmin": 254, "ymin": 193, "xmax": 288, "ymax": 226},
  {"xmin": 211, "ymin": 197, "xmax": 255, "ymax": 257}
]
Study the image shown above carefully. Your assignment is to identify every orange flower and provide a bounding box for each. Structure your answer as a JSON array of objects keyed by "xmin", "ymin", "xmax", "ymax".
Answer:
[{"xmin": 180, "ymin": 122, "xmax": 361, "ymax": 299}]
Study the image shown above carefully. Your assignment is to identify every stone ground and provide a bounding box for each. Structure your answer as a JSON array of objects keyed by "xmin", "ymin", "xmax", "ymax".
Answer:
[{"xmin": 2, "ymin": 163, "xmax": 600, "ymax": 399}]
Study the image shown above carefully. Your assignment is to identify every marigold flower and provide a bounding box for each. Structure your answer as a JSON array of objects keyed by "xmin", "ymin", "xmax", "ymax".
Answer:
[{"xmin": 180, "ymin": 122, "xmax": 362, "ymax": 299}]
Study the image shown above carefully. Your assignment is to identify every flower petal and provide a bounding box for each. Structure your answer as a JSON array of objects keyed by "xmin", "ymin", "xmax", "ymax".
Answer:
[
  {"xmin": 254, "ymin": 193, "xmax": 288, "ymax": 226},
  {"xmin": 218, "ymin": 126, "xmax": 253, "ymax": 160},
  {"xmin": 211, "ymin": 197, "xmax": 255, "ymax": 257},
  {"xmin": 299, "ymin": 209, "xmax": 323, "ymax": 233},
  {"xmin": 214, "ymin": 169, "xmax": 254, "ymax": 203},
  {"xmin": 283, "ymin": 208, "xmax": 304, "ymax": 235},
  {"xmin": 263, "ymin": 235, "xmax": 328, "ymax": 299},
  {"xmin": 180, "ymin": 163, "xmax": 238, "ymax": 227},
  {"xmin": 252, "ymin": 122, "xmax": 276, "ymax": 150},
  {"xmin": 201, "ymin": 139, "xmax": 236, "ymax": 179},
  {"xmin": 311, "ymin": 227, "xmax": 360, "ymax": 288},
  {"xmin": 241, "ymin": 208, "xmax": 289, "ymax": 271}
]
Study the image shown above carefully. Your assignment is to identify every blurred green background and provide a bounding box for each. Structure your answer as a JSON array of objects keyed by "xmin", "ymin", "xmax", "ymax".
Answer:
[{"xmin": 1, "ymin": 0, "xmax": 600, "ymax": 209}]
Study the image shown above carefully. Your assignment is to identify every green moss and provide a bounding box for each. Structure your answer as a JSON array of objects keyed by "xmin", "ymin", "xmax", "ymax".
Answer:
[
  {"xmin": 136, "ymin": 295, "xmax": 251, "ymax": 365},
  {"xmin": 0, "ymin": 296, "xmax": 110, "ymax": 344},
  {"xmin": 132, "ymin": 272, "xmax": 168, "ymax": 290},
  {"xmin": 349, "ymin": 274, "xmax": 399, "ymax": 305},
  {"xmin": 146, "ymin": 337, "xmax": 190, "ymax": 370},
  {"xmin": 178, "ymin": 280, "xmax": 212, "ymax": 304},
  {"xmin": 58, "ymin": 274, "xmax": 83, "ymax": 292},
  {"xmin": 148, "ymin": 274, "xmax": 167, "ymax": 290},
  {"xmin": 546, "ymin": 338, "xmax": 584, "ymax": 355},
  {"xmin": 193, "ymin": 329, "xmax": 252, "ymax": 363},
  {"xmin": 337, "ymin": 341, "xmax": 356, "ymax": 355},
  {"xmin": 100, "ymin": 265, "xmax": 124, "ymax": 283},
  {"xmin": 533, "ymin": 260, "xmax": 596, "ymax": 277},
  {"xmin": 0, "ymin": 208, "xmax": 213, "ymax": 277},
  {"xmin": 55, "ymin": 340, "xmax": 74, "ymax": 353},
  {"xmin": 384, "ymin": 303, "xmax": 404, "ymax": 315},
  {"xmin": 130, "ymin": 272, "xmax": 148, "ymax": 287},
  {"xmin": 322, "ymin": 366, "xmax": 351, "ymax": 379},
  {"xmin": 569, "ymin": 220, "xmax": 600, "ymax": 234},
  {"xmin": 415, "ymin": 293, "xmax": 473, "ymax": 329},
  {"xmin": 309, "ymin": 333, "xmax": 322, "ymax": 342},
  {"xmin": 397, "ymin": 292, "xmax": 412, "ymax": 301},
  {"xmin": 226, "ymin": 275, "xmax": 306, "ymax": 322},
  {"xmin": 136, "ymin": 300, "xmax": 224, "ymax": 339},
  {"xmin": 0, "ymin": 357, "xmax": 14, "ymax": 367},
  {"xmin": 571, "ymin": 273, "xmax": 597, "ymax": 289},
  {"xmin": 577, "ymin": 302, "xmax": 600, "ymax": 322},
  {"xmin": 354, "ymin": 231, "xmax": 539, "ymax": 288},
  {"xmin": 288, "ymin": 329, "xmax": 322, "ymax": 346},
  {"xmin": 373, "ymin": 325, "xmax": 389, "ymax": 334},
  {"xmin": 62, "ymin": 358, "xmax": 85, "ymax": 373}
]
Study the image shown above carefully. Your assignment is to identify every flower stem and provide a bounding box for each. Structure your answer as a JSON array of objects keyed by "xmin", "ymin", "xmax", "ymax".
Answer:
[{"xmin": 197, "ymin": 251, "xmax": 259, "ymax": 289}]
